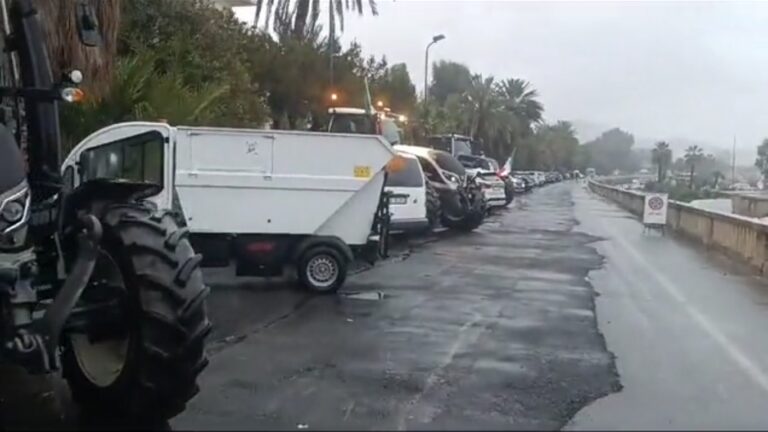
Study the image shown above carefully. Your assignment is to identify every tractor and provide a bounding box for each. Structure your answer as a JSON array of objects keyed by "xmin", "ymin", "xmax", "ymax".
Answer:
[{"xmin": 0, "ymin": 0, "xmax": 210, "ymax": 424}]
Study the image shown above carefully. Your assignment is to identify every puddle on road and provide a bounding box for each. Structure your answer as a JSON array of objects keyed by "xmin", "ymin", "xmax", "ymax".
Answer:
[{"xmin": 341, "ymin": 291, "xmax": 385, "ymax": 301}]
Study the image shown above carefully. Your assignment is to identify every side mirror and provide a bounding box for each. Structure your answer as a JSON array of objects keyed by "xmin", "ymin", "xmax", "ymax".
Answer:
[{"xmin": 76, "ymin": 0, "xmax": 102, "ymax": 47}]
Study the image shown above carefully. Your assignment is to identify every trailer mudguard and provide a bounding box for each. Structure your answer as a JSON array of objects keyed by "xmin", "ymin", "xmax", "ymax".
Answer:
[{"xmin": 291, "ymin": 236, "xmax": 354, "ymax": 264}]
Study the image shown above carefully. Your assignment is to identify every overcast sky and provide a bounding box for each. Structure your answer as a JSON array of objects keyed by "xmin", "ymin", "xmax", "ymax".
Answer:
[{"xmin": 234, "ymin": 1, "xmax": 768, "ymax": 163}]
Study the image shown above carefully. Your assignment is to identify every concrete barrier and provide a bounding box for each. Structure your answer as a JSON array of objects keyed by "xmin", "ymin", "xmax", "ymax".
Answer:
[
  {"xmin": 588, "ymin": 180, "xmax": 768, "ymax": 275},
  {"xmin": 729, "ymin": 194, "xmax": 768, "ymax": 219}
]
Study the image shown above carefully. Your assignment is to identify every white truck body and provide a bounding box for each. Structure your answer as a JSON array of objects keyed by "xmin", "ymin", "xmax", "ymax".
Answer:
[{"xmin": 63, "ymin": 122, "xmax": 396, "ymax": 246}]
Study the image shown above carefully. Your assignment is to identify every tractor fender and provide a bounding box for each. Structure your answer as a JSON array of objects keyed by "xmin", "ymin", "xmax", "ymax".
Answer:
[{"xmin": 61, "ymin": 179, "xmax": 161, "ymax": 226}]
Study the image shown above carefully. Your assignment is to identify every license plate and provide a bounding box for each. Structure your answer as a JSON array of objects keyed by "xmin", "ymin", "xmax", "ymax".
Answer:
[{"xmin": 391, "ymin": 196, "xmax": 408, "ymax": 205}]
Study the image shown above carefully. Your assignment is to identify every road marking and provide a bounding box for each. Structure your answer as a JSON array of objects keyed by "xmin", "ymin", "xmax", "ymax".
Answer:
[
  {"xmin": 343, "ymin": 401, "xmax": 355, "ymax": 421},
  {"xmin": 607, "ymin": 224, "xmax": 768, "ymax": 394},
  {"xmin": 396, "ymin": 312, "xmax": 486, "ymax": 430}
]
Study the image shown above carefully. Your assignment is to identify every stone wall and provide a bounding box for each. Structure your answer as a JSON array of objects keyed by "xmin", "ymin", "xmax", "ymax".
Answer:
[{"xmin": 589, "ymin": 180, "xmax": 768, "ymax": 275}]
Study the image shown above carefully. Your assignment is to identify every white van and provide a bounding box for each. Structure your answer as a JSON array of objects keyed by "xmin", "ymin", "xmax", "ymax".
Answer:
[{"xmin": 384, "ymin": 152, "xmax": 431, "ymax": 232}]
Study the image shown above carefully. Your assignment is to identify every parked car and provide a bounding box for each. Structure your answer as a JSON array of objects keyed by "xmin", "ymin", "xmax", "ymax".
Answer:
[
  {"xmin": 457, "ymin": 154, "xmax": 512, "ymax": 207},
  {"xmin": 384, "ymin": 152, "xmax": 440, "ymax": 233},
  {"xmin": 520, "ymin": 175, "xmax": 536, "ymax": 191},
  {"xmin": 510, "ymin": 176, "xmax": 528, "ymax": 194},
  {"xmin": 457, "ymin": 154, "xmax": 514, "ymax": 205},
  {"xmin": 395, "ymin": 145, "xmax": 485, "ymax": 231},
  {"xmin": 474, "ymin": 172, "xmax": 508, "ymax": 210}
]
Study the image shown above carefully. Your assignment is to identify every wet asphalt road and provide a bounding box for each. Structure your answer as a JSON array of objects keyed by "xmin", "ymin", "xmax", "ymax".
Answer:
[
  {"xmin": 9, "ymin": 181, "xmax": 768, "ymax": 430},
  {"xmin": 567, "ymin": 185, "xmax": 768, "ymax": 430},
  {"xmin": 173, "ymin": 183, "xmax": 620, "ymax": 430}
]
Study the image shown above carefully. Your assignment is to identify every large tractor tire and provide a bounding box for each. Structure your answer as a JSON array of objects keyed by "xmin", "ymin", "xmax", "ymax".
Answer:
[
  {"xmin": 425, "ymin": 181, "xmax": 442, "ymax": 231},
  {"xmin": 62, "ymin": 202, "xmax": 212, "ymax": 423},
  {"xmin": 441, "ymin": 189, "xmax": 485, "ymax": 232},
  {"xmin": 443, "ymin": 208, "xmax": 484, "ymax": 232}
]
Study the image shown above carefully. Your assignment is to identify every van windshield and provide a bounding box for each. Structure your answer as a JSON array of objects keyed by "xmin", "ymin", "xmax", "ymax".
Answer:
[
  {"xmin": 329, "ymin": 113, "xmax": 376, "ymax": 134},
  {"xmin": 79, "ymin": 131, "xmax": 164, "ymax": 185}
]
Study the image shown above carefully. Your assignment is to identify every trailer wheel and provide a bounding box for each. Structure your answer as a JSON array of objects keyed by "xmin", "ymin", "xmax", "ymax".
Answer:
[
  {"xmin": 298, "ymin": 246, "xmax": 348, "ymax": 294},
  {"xmin": 62, "ymin": 203, "xmax": 211, "ymax": 423}
]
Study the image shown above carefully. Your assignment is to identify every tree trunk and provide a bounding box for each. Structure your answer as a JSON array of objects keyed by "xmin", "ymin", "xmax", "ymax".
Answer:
[
  {"xmin": 292, "ymin": 0, "xmax": 310, "ymax": 38},
  {"xmin": 33, "ymin": 0, "xmax": 120, "ymax": 101},
  {"xmin": 689, "ymin": 165, "xmax": 695, "ymax": 188}
]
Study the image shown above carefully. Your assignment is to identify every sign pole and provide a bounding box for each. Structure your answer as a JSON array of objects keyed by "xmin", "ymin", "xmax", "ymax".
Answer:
[{"xmin": 643, "ymin": 193, "xmax": 668, "ymax": 236}]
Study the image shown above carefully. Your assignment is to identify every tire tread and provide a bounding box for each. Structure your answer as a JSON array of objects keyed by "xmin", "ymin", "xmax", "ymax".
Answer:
[{"xmin": 62, "ymin": 201, "xmax": 211, "ymax": 421}]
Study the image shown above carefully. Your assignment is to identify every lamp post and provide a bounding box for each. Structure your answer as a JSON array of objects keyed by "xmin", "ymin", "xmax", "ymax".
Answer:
[{"xmin": 423, "ymin": 34, "xmax": 445, "ymax": 103}]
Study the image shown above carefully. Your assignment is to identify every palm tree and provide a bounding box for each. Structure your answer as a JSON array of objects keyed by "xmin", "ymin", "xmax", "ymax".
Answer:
[
  {"xmin": 463, "ymin": 74, "xmax": 505, "ymax": 156},
  {"xmin": 254, "ymin": 0, "xmax": 378, "ymax": 37},
  {"xmin": 684, "ymin": 145, "xmax": 704, "ymax": 188},
  {"xmin": 34, "ymin": 0, "xmax": 121, "ymax": 100},
  {"xmin": 62, "ymin": 48, "xmax": 229, "ymax": 149},
  {"xmin": 495, "ymin": 78, "xmax": 543, "ymax": 131},
  {"xmin": 712, "ymin": 170, "xmax": 725, "ymax": 189},
  {"xmin": 651, "ymin": 141, "xmax": 672, "ymax": 183},
  {"xmin": 755, "ymin": 138, "xmax": 768, "ymax": 184}
]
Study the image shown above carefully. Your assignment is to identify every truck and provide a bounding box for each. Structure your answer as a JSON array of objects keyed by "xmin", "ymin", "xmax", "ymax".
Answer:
[
  {"xmin": 328, "ymin": 106, "xmax": 405, "ymax": 145},
  {"xmin": 63, "ymin": 122, "xmax": 396, "ymax": 294},
  {"xmin": 427, "ymin": 134, "xmax": 474, "ymax": 158}
]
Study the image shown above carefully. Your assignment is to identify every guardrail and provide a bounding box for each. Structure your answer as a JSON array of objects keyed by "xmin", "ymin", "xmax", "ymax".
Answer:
[{"xmin": 588, "ymin": 180, "xmax": 768, "ymax": 275}]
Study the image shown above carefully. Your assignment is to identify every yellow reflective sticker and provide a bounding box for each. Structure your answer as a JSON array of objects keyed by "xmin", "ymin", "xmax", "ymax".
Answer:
[{"xmin": 354, "ymin": 165, "xmax": 372, "ymax": 178}]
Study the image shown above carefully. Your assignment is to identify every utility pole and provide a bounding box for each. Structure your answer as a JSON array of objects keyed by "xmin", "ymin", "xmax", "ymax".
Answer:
[
  {"xmin": 329, "ymin": 0, "xmax": 335, "ymax": 91},
  {"xmin": 423, "ymin": 34, "xmax": 445, "ymax": 103}
]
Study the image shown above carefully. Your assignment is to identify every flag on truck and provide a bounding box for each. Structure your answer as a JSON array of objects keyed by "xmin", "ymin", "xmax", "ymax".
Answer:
[
  {"xmin": 363, "ymin": 78, "xmax": 374, "ymax": 114},
  {"xmin": 501, "ymin": 147, "xmax": 517, "ymax": 176}
]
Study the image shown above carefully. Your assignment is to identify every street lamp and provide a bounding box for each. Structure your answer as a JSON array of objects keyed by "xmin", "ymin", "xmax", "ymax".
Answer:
[{"xmin": 424, "ymin": 34, "xmax": 446, "ymax": 103}]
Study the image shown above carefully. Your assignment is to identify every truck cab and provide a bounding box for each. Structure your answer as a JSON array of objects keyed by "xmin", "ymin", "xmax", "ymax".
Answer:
[
  {"xmin": 426, "ymin": 134, "xmax": 474, "ymax": 158},
  {"xmin": 327, "ymin": 107, "xmax": 404, "ymax": 145}
]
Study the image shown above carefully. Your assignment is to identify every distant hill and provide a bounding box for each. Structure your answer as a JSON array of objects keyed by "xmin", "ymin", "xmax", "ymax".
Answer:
[{"xmin": 568, "ymin": 119, "xmax": 754, "ymax": 166}]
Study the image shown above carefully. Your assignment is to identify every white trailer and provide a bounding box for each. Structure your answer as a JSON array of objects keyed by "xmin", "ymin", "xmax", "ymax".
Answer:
[{"xmin": 62, "ymin": 122, "xmax": 396, "ymax": 293}]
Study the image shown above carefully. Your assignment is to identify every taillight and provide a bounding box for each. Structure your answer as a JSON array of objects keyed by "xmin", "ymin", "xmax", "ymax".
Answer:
[{"xmin": 246, "ymin": 241, "xmax": 275, "ymax": 253}]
